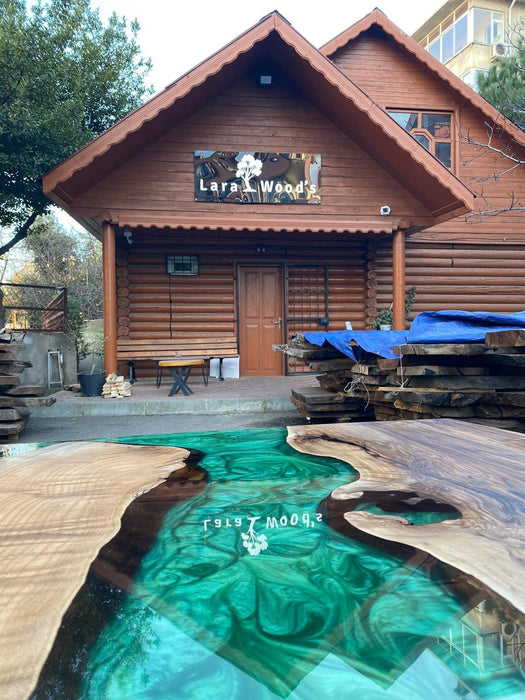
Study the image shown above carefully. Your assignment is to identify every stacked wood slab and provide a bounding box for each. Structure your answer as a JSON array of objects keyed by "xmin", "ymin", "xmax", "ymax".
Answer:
[
  {"xmin": 355, "ymin": 330, "xmax": 525, "ymax": 431},
  {"xmin": 276, "ymin": 336, "xmax": 374, "ymax": 422},
  {"xmin": 278, "ymin": 329, "xmax": 525, "ymax": 431},
  {"xmin": 0, "ymin": 339, "xmax": 56, "ymax": 440}
]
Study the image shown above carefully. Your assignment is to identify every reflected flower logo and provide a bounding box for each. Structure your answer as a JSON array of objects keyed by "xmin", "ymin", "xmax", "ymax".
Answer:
[{"xmin": 240, "ymin": 516, "xmax": 268, "ymax": 556}]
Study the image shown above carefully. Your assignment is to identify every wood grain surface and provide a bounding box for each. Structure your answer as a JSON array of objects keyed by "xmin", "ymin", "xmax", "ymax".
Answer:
[
  {"xmin": 288, "ymin": 419, "xmax": 525, "ymax": 613},
  {"xmin": 0, "ymin": 441, "xmax": 188, "ymax": 700}
]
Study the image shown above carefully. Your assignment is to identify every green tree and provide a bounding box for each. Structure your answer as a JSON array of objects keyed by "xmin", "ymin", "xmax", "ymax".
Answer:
[
  {"xmin": 0, "ymin": 0, "xmax": 152, "ymax": 254},
  {"xmin": 478, "ymin": 23, "xmax": 525, "ymax": 130}
]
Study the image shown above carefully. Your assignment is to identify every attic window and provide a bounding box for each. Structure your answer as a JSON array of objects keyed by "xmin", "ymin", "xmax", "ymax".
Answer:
[{"xmin": 388, "ymin": 111, "xmax": 452, "ymax": 169}]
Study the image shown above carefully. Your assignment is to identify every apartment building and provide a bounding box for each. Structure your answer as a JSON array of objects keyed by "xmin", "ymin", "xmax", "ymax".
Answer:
[{"xmin": 413, "ymin": 0, "xmax": 525, "ymax": 90}]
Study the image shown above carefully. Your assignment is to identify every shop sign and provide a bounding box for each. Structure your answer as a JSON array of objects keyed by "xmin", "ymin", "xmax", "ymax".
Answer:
[{"xmin": 194, "ymin": 151, "xmax": 321, "ymax": 204}]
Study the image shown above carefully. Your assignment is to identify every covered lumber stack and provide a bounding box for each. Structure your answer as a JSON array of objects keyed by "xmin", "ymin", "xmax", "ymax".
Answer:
[
  {"xmin": 275, "ymin": 335, "xmax": 373, "ymax": 422},
  {"xmin": 0, "ymin": 339, "xmax": 56, "ymax": 440},
  {"xmin": 346, "ymin": 329, "xmax": 525, "ymax": 431}
]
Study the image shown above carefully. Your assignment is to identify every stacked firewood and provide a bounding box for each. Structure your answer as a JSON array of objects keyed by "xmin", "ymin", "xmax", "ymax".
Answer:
[
  {"xmin": 0, "ymin": 339, "xmax": 56, "ymax": 440},
  {"xmin": 277, "ymin": 329, "xmax": 525, "ymax": 431},
  {"xmin": 102, "ymin": 373, "xmax": 132, "ymax": 398}
]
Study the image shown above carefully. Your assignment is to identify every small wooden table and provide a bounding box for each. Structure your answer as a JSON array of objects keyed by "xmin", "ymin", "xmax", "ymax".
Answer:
[{"xmin": 157, "ymin": 359, "xmax": 206, "ymax": 396}]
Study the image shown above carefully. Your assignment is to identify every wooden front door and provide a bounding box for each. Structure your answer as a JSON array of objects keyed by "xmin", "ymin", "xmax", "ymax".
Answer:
[{"xmin": 239, "ymin": 266, "xmax": 284, "ymax": 376}]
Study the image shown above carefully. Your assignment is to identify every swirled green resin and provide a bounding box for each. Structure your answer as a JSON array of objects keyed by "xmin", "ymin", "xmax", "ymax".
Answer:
[{"xmin": 34, "ymin": 428, "xmax": 525, "ymax": 699}]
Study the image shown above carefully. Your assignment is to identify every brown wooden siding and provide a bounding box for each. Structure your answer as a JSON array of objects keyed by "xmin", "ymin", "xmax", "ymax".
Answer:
[
  {"xmin": 374, "ymin": 242, "xmax": 525, "ymax": 322},
  {"xmin": 331, "ymin": 32, "xmax": 525, "ymax": 243},
  {"xmin": 116, "ymin": 231, "xmax": 368, "ymax": 374},
  {"xmin": 72, "ymin": 76, "xmax": 432, "ymax": 227}
]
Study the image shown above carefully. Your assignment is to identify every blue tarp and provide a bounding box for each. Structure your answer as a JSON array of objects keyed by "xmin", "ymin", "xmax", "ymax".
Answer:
[
  {"xmin": 303, "ymin": 330, "xmax": 409, "ymax": 361},
  {"xmin": 407, "ymin": 310, "xmax": 525, "ymax": 344},
  {"xmin": 303, "ymin": 310, "xmax": 525, "ymax": 360}
]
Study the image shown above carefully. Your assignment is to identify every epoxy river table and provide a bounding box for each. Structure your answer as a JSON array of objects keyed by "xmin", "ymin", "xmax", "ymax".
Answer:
[{"xmin": 1, "ymin": 419, "xmax": 524, "ymax": 699}]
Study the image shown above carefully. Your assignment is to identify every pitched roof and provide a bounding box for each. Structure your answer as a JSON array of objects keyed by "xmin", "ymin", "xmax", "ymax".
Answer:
[
  {"xmin": 43, "ymin": 10, "xmax": 475, "ymax": 232},
  {"xmin": 321, "ymin": 8, "xmax": 525, "ymax": 147}
]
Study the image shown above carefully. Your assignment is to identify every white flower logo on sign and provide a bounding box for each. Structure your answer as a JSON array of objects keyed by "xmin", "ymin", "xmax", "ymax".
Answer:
[
  {"xmin": 241, "ymin": 516, "xmax": 268, "ymax": 556},
  {"xmin": 235, "ymin": 154, "xmax": 263, "ymax": 193}
]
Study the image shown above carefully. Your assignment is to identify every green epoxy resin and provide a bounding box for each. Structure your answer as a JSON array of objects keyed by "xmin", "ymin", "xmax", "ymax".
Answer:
[{"xmin": 40, "ymin": 428, "xmax": 525, "ymax": 699}]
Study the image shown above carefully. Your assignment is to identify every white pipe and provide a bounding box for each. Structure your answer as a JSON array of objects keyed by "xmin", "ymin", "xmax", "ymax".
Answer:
[{"xmin": 509, "ymin": 0, "xmax": 517, "ymax": 41}]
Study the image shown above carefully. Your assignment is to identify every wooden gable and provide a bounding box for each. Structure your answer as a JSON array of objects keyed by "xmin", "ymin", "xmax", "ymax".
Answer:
[
  {"xmin": 43, "ymin": 12, "xmax": 474, "ymax": 239},
  {"xmin": 322, "ymin": 9, "xmax": 525, "ymax": 244},
  {"xmin": 69, "ymin": 73, "xmax": 439, "ymax": 236}
]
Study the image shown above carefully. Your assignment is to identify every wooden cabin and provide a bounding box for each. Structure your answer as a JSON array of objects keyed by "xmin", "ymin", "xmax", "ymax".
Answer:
[{"xmin": 42, "ymin": 10, "xmax": 525, "ymax": 378}]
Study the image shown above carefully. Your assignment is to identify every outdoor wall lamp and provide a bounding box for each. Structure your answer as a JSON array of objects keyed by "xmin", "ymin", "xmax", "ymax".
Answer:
[{"xmin": 123, "ymin": 227, "xmax": 133, "ymax": 244}]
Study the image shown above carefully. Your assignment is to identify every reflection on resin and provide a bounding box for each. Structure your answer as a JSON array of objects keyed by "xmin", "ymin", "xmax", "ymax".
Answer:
[{"xmin": 32, "ymin": 428, "xmax": 525, "ymax": 699}]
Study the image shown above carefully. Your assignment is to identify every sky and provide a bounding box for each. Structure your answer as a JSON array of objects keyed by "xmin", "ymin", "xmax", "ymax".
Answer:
[{"xmin": 94, "ymin": 0, "xmax": 446, "ymax": 94}]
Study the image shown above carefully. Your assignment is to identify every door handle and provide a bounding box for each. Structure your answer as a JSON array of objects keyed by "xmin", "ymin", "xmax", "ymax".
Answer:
[{"xmin": 274, "ymin": 317, "xmax": 282, "ymax": 330}]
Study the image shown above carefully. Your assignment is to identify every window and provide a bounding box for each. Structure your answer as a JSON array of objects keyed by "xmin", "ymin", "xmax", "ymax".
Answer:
[
  {"xmin": 473, "ymin": 8, "xmax": 503, "ymax": 45},
  {"xmin": 422, "ymin": 6, "xmax": 504, "ymax": 63},
  {"xmin": 426, "ymin": 11, "xmax": 468, "ymax": 63},
  {"xmin": 388, "ymin": 111, "xmax": 453, "ymax": 168},
  {"xmin": 461, "ymin": 68, "xmax": 488, "ymax": 93},
  {"xmin": 166, "ymin": 255, "xmax": 199, "ymax": 276}
]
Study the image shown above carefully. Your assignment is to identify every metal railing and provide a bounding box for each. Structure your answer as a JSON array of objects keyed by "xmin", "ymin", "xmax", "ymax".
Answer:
[{"xmin": 0, "ymin": 283, "xmax": 67, "ymax": 332}]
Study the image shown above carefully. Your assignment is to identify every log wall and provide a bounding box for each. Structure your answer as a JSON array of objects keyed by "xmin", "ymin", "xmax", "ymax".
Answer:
[
  {"xmin": 116, "ymin": 230, "xmax": 368, "ymax": 352},
  {"xmin": 374, "ymin": 242, "xmax": 525, "ymax": 320}
]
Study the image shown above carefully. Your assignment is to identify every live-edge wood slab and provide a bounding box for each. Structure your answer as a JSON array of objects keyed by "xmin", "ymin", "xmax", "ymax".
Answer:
[
  {"xmin": 0, "ymin": 441, "xmax": 188, "ymax": 700},
  {"xmin": 288, "ymin": 419, "xmax": 525, "ymax": 614}
]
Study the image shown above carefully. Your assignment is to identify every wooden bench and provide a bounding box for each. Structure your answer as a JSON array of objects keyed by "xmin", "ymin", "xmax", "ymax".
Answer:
[{"xmin": 117, "ymin": 338, "xmax": 239, "ymax": 383}]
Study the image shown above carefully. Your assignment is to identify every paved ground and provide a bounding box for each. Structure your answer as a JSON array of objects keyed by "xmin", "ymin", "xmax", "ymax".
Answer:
[
  {"xmin": 18, "ymin": 410, "xmax": 306, "ymax": 444},
  {"xmin": 12, "ymin": 376, "xmax": 315, "ymax": 444}
]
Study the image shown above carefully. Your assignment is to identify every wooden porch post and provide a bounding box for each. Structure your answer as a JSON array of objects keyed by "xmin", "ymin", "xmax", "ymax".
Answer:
[
  {"xmin": 392, "ymin": 229, "xmax": 406, "ymax": 330},
  {"xmin": 102, "ymin": 222, "xmax": 117, "ymax": 374}
]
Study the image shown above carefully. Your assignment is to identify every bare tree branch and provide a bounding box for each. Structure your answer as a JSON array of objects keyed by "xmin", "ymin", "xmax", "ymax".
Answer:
[
  {"xmin": 466, "ymin": 191, "xmax": 525, "ymax": 222},
  {"xmin": 0, "ymin": 209, "xmax": 42, "ymax": 257}
]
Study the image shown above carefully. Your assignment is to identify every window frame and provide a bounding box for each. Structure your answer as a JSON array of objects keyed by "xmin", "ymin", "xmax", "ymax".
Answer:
[
  {"xmin": 426, "ymin": 10, "xmax": 469, "ymax": 62},
  {"xmin": 472, "ymin": 8, "xmax": 504, "ymax": 45},
  {"xmin": 423, "ymin": 6, "xmax": 505, "ymax": 61},
  {"xmin": 387, "ymin": 110, "xmax": 455, "ymax": 170}
]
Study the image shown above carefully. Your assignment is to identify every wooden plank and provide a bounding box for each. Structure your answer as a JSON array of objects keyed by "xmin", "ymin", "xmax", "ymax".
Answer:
[
  {"xmin": 376, "ymin": 387, "xmax": 490, "ymax": 407},
  {"xmin": 394, "ymin": 343, "xmax": 488, "ymax": 356},
  {"xmin": 291, "ymin": 387, "xmax": 348, "ymax": 404},
  {"xmin": 0, "ymin": 396, "xmax": 56, "ymax": 408},
  {"xmin": 351, "ymin": 363, "xmax": 387, "ymax": 376},
  {"xmin": 397, "ymin": 366, "xmax": 487, "ymax": 376},
  {"xmin": 0, "ymin": 363, "xmax": 31, "ymax": 375},
  {"xmin": 405, "ymin": 375, "xmax": 525, "ymax": 391},
  {"xmin": 481, "ymin": 392, "xmax": 525, "ymax": 407},
  {"xmin": 0, "ymin": 417, "xmax": 28, "ymax": 436},
  {"xmin": 485, "ymin": 329, "xmax": 525, "ymax": 347},
  {"xmin": 0, "ymin": 441, "xmax": 188, "ymax": 700},
  {"xmin": 0, "ymin": 409, "xmax": 22, "ymax": 421},
  {"xmin": 377, "ymin": 358, "xmax": 400, "ymax": 370},
  {"xmin": 3, "ymin": 385, "xmax": 43, "ymax": 396},
  {"xmin": 308, "ymin": 358, "xmax": 357, "ymax": 372},
  {"xmin": 290, "ymin": 397, "xmax": 367, "ymax": 416},
  {"xmin": 287, "ymin": 419, "xmax": 525, "ymax": 614},
  {"xmin": 483, "ymin": 354, "xmax": 525, "ymax": 367},
  {"xmin": 0, "ymin": 376, "xmax": 20, "ymax": 387}
]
